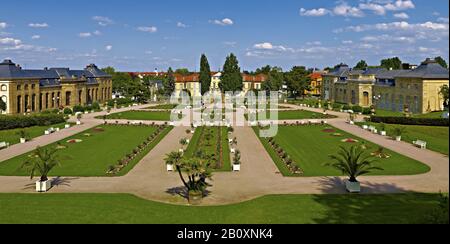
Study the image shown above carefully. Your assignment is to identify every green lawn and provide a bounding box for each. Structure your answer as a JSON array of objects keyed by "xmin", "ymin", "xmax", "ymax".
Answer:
[
  {"xmin": 357, "ymin": 122, "xmax": 449, "ymax": 155},
  {"xmin": 0, "ymin": 125, "xmax": 172, "ymax": 177},
  {"xmin": 246, "ymin": 110, "xmax": 334, "ymax": 121},
  {"xmin": 102, "ymin": 110, "xmax": 173, "ymax": 121},
  {"xmin": 375, "ymin": 109, "xmax": 447, "ymax": 119},
  {"xmin": 145, "ymin": 104, "xmax": 178, "ymax": 110},
  {"xmin": 0, "ymin": 193, "xmax": 443, "ymax": 224},
  {"xmin": 254, "ymin": 125, "xmax": 430, "ymax": 177},
  {"xmin": 0, "ymin": 122, "xmax": 69, "ymax": 146},
  {"xmin": 183, "ymin": 126, "xmax": 231, "ymax": 171}
]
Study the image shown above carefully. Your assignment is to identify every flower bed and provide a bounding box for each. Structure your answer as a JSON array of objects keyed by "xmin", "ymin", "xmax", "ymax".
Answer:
[{"xmin": 266, "ymin": 136, "xmax": 303, "ymax": 175}]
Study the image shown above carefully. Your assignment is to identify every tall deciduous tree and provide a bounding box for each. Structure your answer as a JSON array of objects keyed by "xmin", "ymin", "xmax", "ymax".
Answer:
[
  {"xmin": 220, "ymin": 53, "xmax": 243, "ymax": 92},
  {"xmin": 0, "ymin": 99, "xmax": 6, "ymax": 112},
  {"xmin": 262, "ymin": 67, "xmax": 284, "ymax": 92},
  {"xmin": 285, "ymin": 66, "xmax": 310, "ymax": 99},
  {"xmin": 380, "ymin": 57, "xmax": 402, "ymax": 70},
  {"xmin": 435, "ymin": 56, "xmax": 448, "ymax": 69},
  {"xmin": 440, "ymin": 85, "xmax": 449, "ymax": 108},
  {"xmin": 199, "ymin": 54, "xmax": 212, "ymax": 95},
  {"xmin": 354, "ymin": 60, "xmax": 368, "ymax": 70},
  {"xmin": 164, "ymin": 67, "xmax": 176, "ymax": 96}
]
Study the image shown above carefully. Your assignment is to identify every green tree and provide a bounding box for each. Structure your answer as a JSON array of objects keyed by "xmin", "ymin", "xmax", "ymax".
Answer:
[
  {"xmin": 262, "ymin": 67, "xmax": 284, "ymax": 92},
  {"xmin": 380, "ymin": 57, "xmax": 402, "ymax": 70},
  {"xmin": 285, "ymin": 66, "xmax": 311, "ymax": 99},
  {"xmin": 175, "ymin": 68, "xmax": 190, "ymax": 75},
  {"xmin": 435, "ymin": 56, "xmax": 448, "ymax": 69},
  {"xmin": 164, "ymin": 67, "xmax": 176, "ymax": 96},
  {"xmin": 354, "ymin": 60, "xmax": 368, "ymax": 70},
  {"xmin": 101, "ymin": 66, "xmax": 116, "ymax": 76},
  {"xmin": 326, "ymin": 146, "xmax": 382, "ymax": 183},
  {"xmin": 255, "ymin": 65, "xmax": 272, "ymax": 75},
  {"xmin": 0, "ymin": 99, "xmax": 6, "ymax": 112},
  {"xmin": 20, "ymin": 147, "xmax": 60, "ymax": 182},
  {"xmin": 440, "ymin": 85, "xmax": 449, "ymax": 108},
  {"xmin": 220, "ymin": 53, "xmax": 243, "ymax": 92},
  {"xmin": 175, "ymin": 157, "xmax": 213, "ymax": 194},
  {"xmin": 199, "ymin": 54, "xmax": 212, "ymax": 95}
]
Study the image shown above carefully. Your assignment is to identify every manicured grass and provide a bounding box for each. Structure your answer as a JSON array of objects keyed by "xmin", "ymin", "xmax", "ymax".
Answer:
[
  {"xmin": 145, "ymin": 104, "xmax": 177, "ymax": 110},
  {"xmin": 247, "ymin": 110, "xmax": 334, "ymax": 121},
  {"xmin": 0, "ymin": 193, "xmax": 442, "ymax": 224},
  {"xmin": 375, "ymin": 109, "xmax": 447, "ymax": 119},
  {"xmin": 183, "ymin": 126, "xmax": 231, "ymax": 171},
  {"xmin": 101, "ymin": 110, "xmax": 173, "ymax": 121},
  {"xmin": 0, "ymin": 122, "xmax": 69, "ymax": 146},
  {"xmin": 0, "ymin": 125, "xmax": 170, "ymax": 177},
  {"xmin": 254, "ymin": 125, "xmax": 430, "ymax": 177},
  {"xmin": 357, "ymin": 122, "xmax": 449, "ymax": 155}
]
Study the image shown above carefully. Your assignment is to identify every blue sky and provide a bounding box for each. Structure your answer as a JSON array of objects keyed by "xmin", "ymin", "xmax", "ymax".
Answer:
[{"xmin": 0, "ymin": 0, "xmax": 448, "ymax": 71}]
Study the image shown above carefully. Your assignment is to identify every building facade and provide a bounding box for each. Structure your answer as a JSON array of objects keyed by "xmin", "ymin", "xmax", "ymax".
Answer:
[
  {"xmin": 305, "ymin": 72, "xmax": 323, "ymax": 96},
  {"xmin": 0, "ymin": 60, "xmax": 112, "ymax": 115},
  {"xmin": 321, "ymin": 58, "xmax": 449, "ymax": 114}
]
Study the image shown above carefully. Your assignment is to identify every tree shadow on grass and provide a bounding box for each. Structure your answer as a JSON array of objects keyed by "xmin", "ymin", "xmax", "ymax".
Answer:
[
  {"xmin": 165, "ymin": 186, "xmax": 211, "ymax": 200},
  {"xmin": 312, "ymin": 177, "xmax": 438, "ymax": 224}
]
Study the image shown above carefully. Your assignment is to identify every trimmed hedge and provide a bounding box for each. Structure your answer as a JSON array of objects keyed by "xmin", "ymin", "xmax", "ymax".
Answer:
[
  {"xmin": 0, "ymin": 114, "xmax": 66, "ymax": 130},
  {"xmin": 369, "ymin": 116, "xmax": 449, "ymax": 127}
]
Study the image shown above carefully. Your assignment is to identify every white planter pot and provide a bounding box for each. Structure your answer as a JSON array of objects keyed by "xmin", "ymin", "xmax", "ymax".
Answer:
[
  {"xmin": 44, "ymin": 130, "xmax": 50, "ymax": 135},
  {"xmin": 56, "ymin": 128, "xmax": 60, "ymax": 132},
  {"xmin": 65, "ymin": 124, "xmax": 70, "ymax": 129},
  {"xmin": 36, "ymin": 180, "xmax": 52, "ymax": 192},
  {"xmin": 349, "ymin": 121, "xmax": 355, "ymax": 125},
  {"xmin": 233, "ymin": 164, "xmax": 241, "ymax": 172},
  {"xmin": 345, "ymin": 180, "xmax": 360, "ymax": 193},
  {"xmin": 380, "ymin": 131, "xmax": 386, "ymax": 136},
  {"xmin": 373, "ymin": 129, "xmax": 378, "ymax": 134},
  {"xmin": 76, "ymin": 120, "xmax": 81, "ymax": 125},
  {"xmin": 166, "ymin": 164, "xmax": 174, "ymax": 172},
  {"xmin": 84, "ymin": 111, "xmax": 88, "ymax": 114},
  {"xmin": 20, "ymin": 138, "xmax": 26, "ymax": 144},
  {"xmin": 362, "ymin": 125, "xmax": 368, "ymax": 130},
  {"xmin": 396, "ymin": 136, "xmax": 402, "ymax": 142}
]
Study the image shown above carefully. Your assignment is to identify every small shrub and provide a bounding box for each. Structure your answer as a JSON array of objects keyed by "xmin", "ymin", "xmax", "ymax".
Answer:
[
  {"xmin": 63, "ymin": 108, "xmax": 73, "ymax": 115},
  {"xmin": 72, "ymin": 105, "xmax": 84, "ymax": 113},
  {"xmin": 352, "ymin": 105, "xmax": 363, "ymax": 113}
]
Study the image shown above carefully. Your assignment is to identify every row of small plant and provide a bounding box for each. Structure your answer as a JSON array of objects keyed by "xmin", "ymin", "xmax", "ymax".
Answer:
[
  {"xmin": 281, "ymin": 120, "xmax": 328, "ymax": 126},
  {"xmin": 266, "ymin": 137, "xmax": 303, "ymax": 175},
  {"xmin": 106, "ymin": 124, "xmax": 168, "ymax": 175}
]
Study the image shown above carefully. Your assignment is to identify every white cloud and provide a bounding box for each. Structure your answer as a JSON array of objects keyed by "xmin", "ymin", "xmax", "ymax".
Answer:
[
  {"xmin": 145, "ymin": 50, "xmax": 153, "ymax": 55},
  {"xmin": 79, "ymin": 32, "xmax": 92, "ymax": 38},
  {"xmin": 342, "ymin": 40, "xmax": 353, "ymax": 44},
  {"xmin": 137, "ymin": 26, "xmax": 158, "ymax": 33},
  {"xmin": 306, "ymin": 41, "xmax": 322, "ymax": 45},
  {"xmin": 0, "ymin": 37, "xmax": 22, "ymax": 45},
  {"xmin": 333, "ymin": 3, "xmax": 365, "ymax": 17},
  {"xmin": 361, "ymin": 34, "xmax": 415, "ymax": 43},
  {"xmin": 212, "ymin": 18, "xmax": 234, "ymax": 26},
  {"xmin": 254, "ymin": 42, "xmax": 274, "ymax": 50},
  {"xmin": 28, "ymin": 23, "xmax": 49, "ymax": 28},
  {"xmin": 384, "ymin": 0, "xmax": 415, "ymax": 11},
  {"xmin": 176, "ymin": 22, "xmax": 188, "ymax": 28},
  {"xmin": 0, "ymin": 22, "xmax": 7, "ymax": 29},
  {"xmin": 92, "ymin": 16, "xmax": 114, "ymax": 26},
  {"xmin": 359, "ymin": 3, "xmax": 386, "ymax": 15},
  {"xmin": 438, "ymin": 17, "xmax": 449, "ymax": 23},
  {"xmin": 105, "ymin": 45, "xmax": 113, "ymax": 51},
  {"xmin": 93, "ymin": 30, "xmax": 102, "ymax": 36},
  {"xmin": 394, "ymin": 12, "xmax": 409, "ymax": 19},
  {"xmin": 300, "ymin": 8, "xmax": 330, "ymax": 17},
  {"xmin": 338, "ymin": 21, "xmax": 449, "ymax": 32},
  {"xmin": 31, "ymin": 35, "xmax": 41, "ymax": 40}
]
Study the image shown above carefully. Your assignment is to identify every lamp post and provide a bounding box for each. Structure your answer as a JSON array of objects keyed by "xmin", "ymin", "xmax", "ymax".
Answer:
[{"xmin": 372, "ymin": 95, "xmax": 381, "ymax": 115}]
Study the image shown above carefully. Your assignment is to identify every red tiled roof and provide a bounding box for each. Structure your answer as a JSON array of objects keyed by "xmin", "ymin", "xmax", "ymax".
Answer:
[
  {"xmin": 174, "ymin": 73, "xmax": 199, "ymax": 83},
  {"xmin": 309, "ymin": 72, "xmax": 323, "ymax": 80},
  {"xmin": 242, "ymin": 74, "xmax": 267, "ymax": 83}
]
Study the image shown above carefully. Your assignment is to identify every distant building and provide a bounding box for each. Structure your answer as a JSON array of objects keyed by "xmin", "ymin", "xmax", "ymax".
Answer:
[
  {"xmin": 321, "ymin": 58, "xmax": 449, "ymax": 114},
  {"xmin": 0, "ymin": 59, "xmax": 112, "ymax": 115},
  {"xmin": 306, "ymin": 72, "xmax": 324, "ymax": 96}
]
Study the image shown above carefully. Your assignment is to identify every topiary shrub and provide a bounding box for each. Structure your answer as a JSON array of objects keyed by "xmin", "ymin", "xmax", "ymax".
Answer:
[
  {"xmin": 63, "ymin": 108, "xmax": 73, "ymax": 115},
  {"xmin": 352, "ymin": 105, "xmax": 363, "ymax": 113},
  {"xmin": 73, "ymin": 105, "xmax": 84, "ymax": 113}
]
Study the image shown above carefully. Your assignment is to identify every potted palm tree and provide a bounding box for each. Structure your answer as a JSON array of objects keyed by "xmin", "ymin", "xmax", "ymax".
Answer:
[
  {"xmin": 326, "ymin": 146, "xmax": 382, "ymax": 193},
  {"xmin": 76, "ymin": 112, "xmax": 82, "ymax": 125},
  {"xmin": 174, "ymin": 157, "xmax": 212, "ymax": 205},
  {"xmin": 20, "ymin": 147, "xmax": 60, "ymax": 192},
  {"xmin": 233, "ymin": 150, "xmax": 241, "ymax": 172},
  {"xmin": 379, "ymin": 123, "xmax": 387, "ymax": 136},
  {"xmin": 17, "ymin": 130, "xmax": 30, "ymax": 144},
  {"xmin": 393, "ymin": 126, "xmax": 406, "ymax": 141},
  {"xmin": 164, "ymin": 151, "xmax": 182, "ymax": 172}
]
